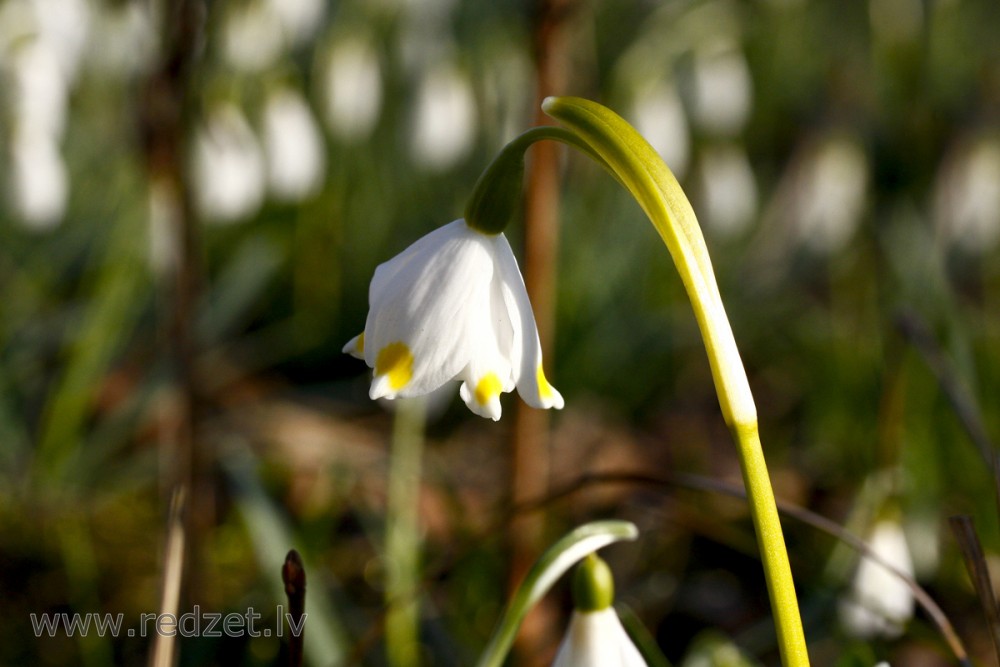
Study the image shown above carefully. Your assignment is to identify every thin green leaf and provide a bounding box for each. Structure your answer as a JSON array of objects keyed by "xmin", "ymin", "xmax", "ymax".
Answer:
[{"xmin": 475, "ymin": 520, "xmax": 639, "ymax": 667}]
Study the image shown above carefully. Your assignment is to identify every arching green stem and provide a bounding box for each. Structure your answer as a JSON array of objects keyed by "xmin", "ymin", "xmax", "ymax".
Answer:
[
  {"xmin": 541, "ymin": 96, "xmax": 809, "ymax": 667},
  {"xmin": 465, "ymin": 126, "xmax": 615, "ymax": 235}
]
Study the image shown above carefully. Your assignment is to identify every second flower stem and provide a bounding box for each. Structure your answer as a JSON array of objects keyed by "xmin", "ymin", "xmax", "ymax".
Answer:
[{"xmin": 386, "ymin": 397, "xmax": 427, "ymax": 667}]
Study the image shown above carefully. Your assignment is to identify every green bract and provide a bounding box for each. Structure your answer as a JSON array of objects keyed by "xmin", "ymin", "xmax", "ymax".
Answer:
[{"xmin": 573, "ymin": 554, "xmax": 615, "ymax": 612}]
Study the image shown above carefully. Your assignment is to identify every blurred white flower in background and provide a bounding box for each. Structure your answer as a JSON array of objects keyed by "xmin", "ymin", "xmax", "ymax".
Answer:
[
  {"xmin": 934, "ymin": 135, "xmax": 1000, "ymax": 254},
  {"xmin": 7, "ymin": 127, "xmax": 68, "ymax": 229},
  {"xmin": 191, "ymin": 105, "xmax": 265, "ymax": 224},
  {"xmin": 86, "ymin": 0, "xmax": 157, "ymax": 78},
  {"xmin": 839, "ymin": 518, "xmax": 915, "ymax": 640},
  {"xmin": 28, "ymin": 0, "xmax": 90, "ymax": 83},
  {"xmin": 148, "ymin": 179, "xmax": 182, "ymax": 277},
  {"xmin": 631, "ymin": 78, "xmax": 690, "ymax": 179},
  {"xmin": 795, "ymin": 136, "xmax": 869, "ymax": 253},
  {"xmin": 222, "ymin": 0, "xmax": 324, "ymax": 71},
  {"xmin": 263, "ymin": 88, "xmax": 326, "ymax": 202},
  {"xmin": 0, "ymin": 0, "xmax": 33, "ymax": 52},
  {"xmin": 222, "ymin": 0, "xmax": 283, "ymax": 73},
  {"xmin": 410, "ymin": 61, "xmax": 477, "ymax": 171},
  {"xmin": 266, "ymin": 0, "xmax": 324, "ymax": 47},
  {"xmin": 1, "ymin": 0, "xmax": 79, "ymax": 229},
  {"xmin": 396, "ymin": 0, "xmax": 458, "ymax": 70},
  {"xmin": 759, "ymin": 133, "xmax": 868, "ymax": 257},
  {"xmin": 322, "ymin": 34, "xmax": 383, "ymax": 143},
  {"xmin": 697, "ymin": 143, "xmax": 758, "ymax": 238},
  {"xmin": 8, "ymin": 38, "xmax": 68, "ymax": 139},
  {"xmin": 690, "ymin": 45, "xmax": 753, "ymax": 137}
]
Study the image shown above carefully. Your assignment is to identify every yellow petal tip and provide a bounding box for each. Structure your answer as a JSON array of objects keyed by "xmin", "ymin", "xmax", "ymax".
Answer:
[
  {"xmin": 537, "ymin": 365, "xmax": 555, "ymax": 402},
  {"xmin": 474, "ymin": 372, "xmax": 503, "ymax": 406},
  {"xmin": 375, "ymin": 342, "xmax": 413, "ymax": 391}
]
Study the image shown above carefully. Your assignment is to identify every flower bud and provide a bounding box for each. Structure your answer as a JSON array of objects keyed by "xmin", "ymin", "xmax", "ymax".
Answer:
[{"xmin": 572, "ymin": 554, "xmax": 615, "ymax": 612}]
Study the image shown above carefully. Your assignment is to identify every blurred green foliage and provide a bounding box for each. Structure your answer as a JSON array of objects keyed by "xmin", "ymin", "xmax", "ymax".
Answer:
[{"xmin": 3, "ymin": 0, "xmax": 1000, "ymax": 665}]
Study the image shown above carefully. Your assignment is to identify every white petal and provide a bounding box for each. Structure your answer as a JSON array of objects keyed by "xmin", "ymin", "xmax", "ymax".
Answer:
[
  {"xmin": 493, "ymin": 232, "xmax": 564, "ymax": 410},
  {"xmin": 552, "ymin": 609, "xmax": 646, "ymax": 667},
  {"xmin": 486, "ymin": 246, "xmax": 517, "ymax": 391},
  {"xmin": 610, "ymin": 612, "xmax": 648, "ymax": 666},
  {"xmin": 342, "ymin": 333, "xmax": 364, "ymax": 360},
  {"xmin": 366, "ymin": 219, "xmax": 467, "ymax": 316},
  {"xmin": 459, "ymin": 381, "xmax": 501, "ymax": 421},
  {"xmin": 455, "ymin": 261, "xmax": 517, "ymax": 419},
  {"xmin": 370, "ymin": 373, "xmax": 397, "ymax": 400},
  {"xmin": 364, "ymin": 220, "xmax": 495, "ymax": 397}
]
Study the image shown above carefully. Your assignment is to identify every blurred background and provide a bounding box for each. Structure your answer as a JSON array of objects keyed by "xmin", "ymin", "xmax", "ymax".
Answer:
[{"xmin": 3, "ymin": 0, "xmax": 1000, "ymax": 665}]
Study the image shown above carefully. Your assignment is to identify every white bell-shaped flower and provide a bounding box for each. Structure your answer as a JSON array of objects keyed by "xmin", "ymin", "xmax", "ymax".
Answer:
[
  {"xmin": 263, "ymin": 88, "xmax": 326, "ymax": 202},
  {"xmin": 191, "ymin": 104, "xmax": 265, "ymax": 224},
  {"xmin": 552, "ymin": 554, "xmax": 647, "ymax": 667},
  {"xmin": 222, "ymin": 0, "xmax": 283, "ymax": 73},
  {"xmin": 265, "ymin": 0, "xmax": 324, "ymax": 46},
  {"xmin": 935, "ymin": 135, "xmax": 1000, "ymax": 254},
  {"xmin": 839, "ymin": 518, "xmax": 915, "ymax": 639},
  {"xmin": 344, "ymin": 218, "xmax": 563, "ymax": 420},
  {"xmin": 8, "ymin": 126, "xmax": 68, "ymax": 229},
  {"xmin": 690, "ymin": 45, "xmax": 753, "ymax": 137},
  {"xmin": 8, "ymin": 38, "xmax": 68, "ymax": 139},
  {"xmin": 85, "ymin": 0, "xmax": 156, "ymax": 79},
  {"xmin": 410, "ymin": 61, "xmax": 477, "ymax": 171},
  {"xmin": 322, "ymin": 34, "xmax": 383, "ymax": 143},
  {"xmin": 630, "ymin": 78, "xmax": 689, "ymax": 179},
  {"xmin": 29, "ymin": 0, "xmax": 91, "ymax": 84}
]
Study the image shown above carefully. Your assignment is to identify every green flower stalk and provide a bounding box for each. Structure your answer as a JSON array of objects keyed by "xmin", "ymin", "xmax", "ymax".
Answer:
[{"xmin": 537, "ymin": 96, "xmax": 808, "ymax": 667}]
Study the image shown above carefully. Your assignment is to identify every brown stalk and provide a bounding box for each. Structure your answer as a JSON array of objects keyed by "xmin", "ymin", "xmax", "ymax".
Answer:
[
  {"xmin": 282, "ymin": 550, "xmax": 307, "ymax": 667},
  {"xmin": 508, "ymin": 0, "xmax": 574, "ymax": 662},
  {"xmin": 949, "ymin": 515, "xmax": 1000, "ymax": 666},
  {"xmin": 140, "ymin": 0, "xmax": 208, "ymax": 653},
  {"xmin": 148, "ymin": 488, "xmax": 186, "ymax": 667}
]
